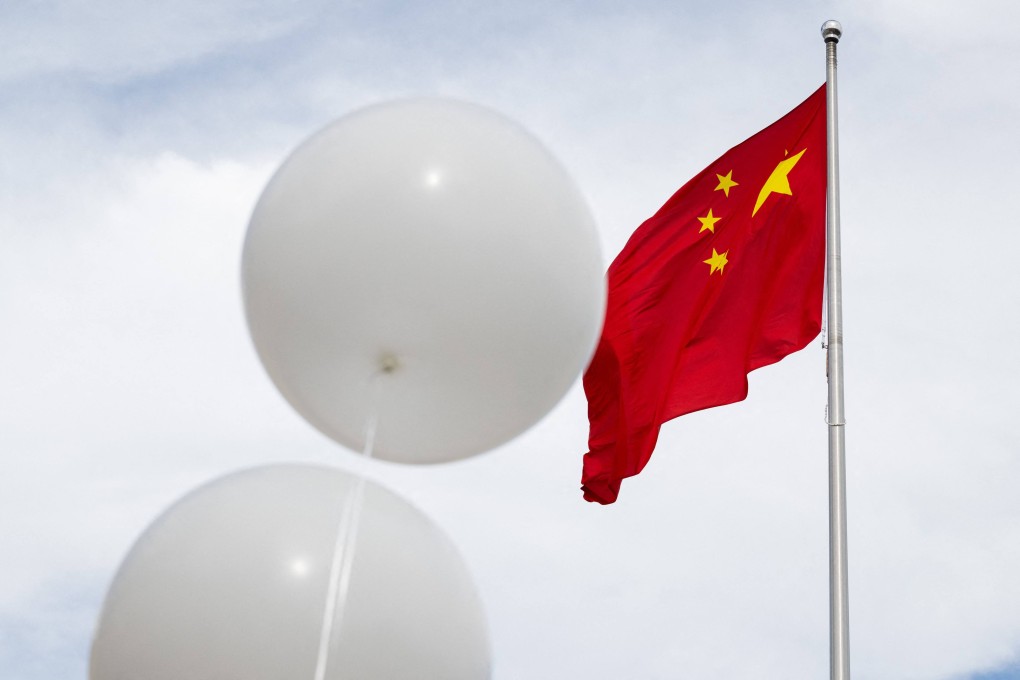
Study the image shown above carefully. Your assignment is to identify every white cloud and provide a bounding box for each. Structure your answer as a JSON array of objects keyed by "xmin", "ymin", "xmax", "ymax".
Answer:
[{"xmin": 0, "ymin": 0, "xmax": 312, "ymax": 83}]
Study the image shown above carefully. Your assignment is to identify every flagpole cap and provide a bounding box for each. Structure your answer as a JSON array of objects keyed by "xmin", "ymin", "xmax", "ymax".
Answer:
[{"xmin": 821, "ymin": 20, "xmax": 842, "ymax": 43}]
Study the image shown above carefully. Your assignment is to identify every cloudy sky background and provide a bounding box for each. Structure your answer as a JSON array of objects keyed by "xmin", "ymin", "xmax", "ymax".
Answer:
[{"xmin": 3, "ymin": 0, "xmax": 1019, "ymax": 678}]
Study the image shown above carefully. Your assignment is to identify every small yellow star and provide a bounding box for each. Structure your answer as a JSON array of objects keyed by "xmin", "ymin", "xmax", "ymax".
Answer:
[
  {"xmin": 704, "ymin": 248, "xmax": 729, "ymax": 275},
  {"xmin": 697, "ymin": 208, "xmax": 721, "ymax": 234},
  {"xmin": 714, "ymin": 171, "xmax": 738, "ymax": 197}
]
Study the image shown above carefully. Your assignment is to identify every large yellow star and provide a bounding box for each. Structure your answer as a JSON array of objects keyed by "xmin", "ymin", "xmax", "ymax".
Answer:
[
  {"xmin": 753, "ymin": 148, "xmax": 806, "ymax": 216},
  {"xmin": 697, "ymin": 208, "xmax": 721, "ymax": 234},
  {"xmin": 703, "ymin": 248, "xmax": 729, "ymax": 275},
  {"xmin": 714, "ymin": 171, "xmax": 738, "ymax": 197}
]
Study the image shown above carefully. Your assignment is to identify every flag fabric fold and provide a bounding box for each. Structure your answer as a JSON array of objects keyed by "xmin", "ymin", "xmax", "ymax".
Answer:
[{"xmin": 582, "ymin": 85, "xmax": 828, "ymax": 504}]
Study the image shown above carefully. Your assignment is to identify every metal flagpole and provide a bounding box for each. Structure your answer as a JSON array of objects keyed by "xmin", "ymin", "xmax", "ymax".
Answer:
[{"xmin": 821, "ymin": 19, "xmax": 850, "ymax": 680}]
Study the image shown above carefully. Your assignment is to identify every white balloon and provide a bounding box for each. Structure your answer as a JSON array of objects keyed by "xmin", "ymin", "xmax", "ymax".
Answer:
[
  {"xmin": 90, "ymin": 465, "xmax": 491, "ymax": 680},
  {"xmin": 242, "ymin": 99, "xmax": 604, "ymax": 463}
]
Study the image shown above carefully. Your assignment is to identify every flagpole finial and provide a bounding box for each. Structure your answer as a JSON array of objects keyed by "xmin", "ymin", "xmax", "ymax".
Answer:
[{"xmin": 821, "ymin": 20, "xmax": 842, "ymax": 43}]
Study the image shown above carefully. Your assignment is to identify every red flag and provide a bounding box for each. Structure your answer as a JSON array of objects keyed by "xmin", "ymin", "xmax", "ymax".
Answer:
[{"xmin": 582, "ymin": 85, "xmax": 828, "ymax": 504}]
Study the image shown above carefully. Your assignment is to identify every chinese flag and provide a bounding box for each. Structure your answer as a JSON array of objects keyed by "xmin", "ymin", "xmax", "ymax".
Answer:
[{"xmin": 582, "ymin": 85, "xmax": 828, "ymax": 504}]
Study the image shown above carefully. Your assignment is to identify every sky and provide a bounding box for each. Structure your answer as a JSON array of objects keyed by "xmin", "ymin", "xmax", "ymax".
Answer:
[{"xmin": 2, "ymin": 0, "xmax": 1020, "ymax": 678}]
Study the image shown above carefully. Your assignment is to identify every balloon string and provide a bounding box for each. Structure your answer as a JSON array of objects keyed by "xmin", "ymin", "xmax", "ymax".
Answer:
[{"xmin": 312, "ymin": 375, "xmax": 383, "ymax": 680}]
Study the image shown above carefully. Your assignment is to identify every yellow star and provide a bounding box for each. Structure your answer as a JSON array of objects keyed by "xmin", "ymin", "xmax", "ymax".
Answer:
[
  {"xmin": 714, "ymin": 171, "xmax": 738, "ymax": 197},
  {"xmin": 753, "ymin": 148, "xmax": 806, "ymax": 216},
  {"xmin": 703, "ymin": 248, "xmax": 729, "ymax": 275},
  {"xmin": 697, "ymin": 208, "xmax": 721, "ymax": 234}
]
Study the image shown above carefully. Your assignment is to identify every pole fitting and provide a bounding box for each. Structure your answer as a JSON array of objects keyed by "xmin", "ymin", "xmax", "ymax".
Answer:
[{"xmin": 821, "ymin": 20, "xmax": 842, "ymax": 43}]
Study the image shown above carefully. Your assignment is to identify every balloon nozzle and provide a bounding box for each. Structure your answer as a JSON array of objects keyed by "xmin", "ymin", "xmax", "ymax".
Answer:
[{"xmin": 378, "ymin": 353, "xmax": 400, "ymax": 374}]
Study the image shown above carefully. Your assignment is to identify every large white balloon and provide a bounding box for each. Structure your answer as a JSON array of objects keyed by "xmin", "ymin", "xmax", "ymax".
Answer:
[
  {"xmin": 90, "ymin": 465, "xmax": 491, "ymax": 680},
  {"xmin": 242, "ymin": 99, "xmax": 604, "ymax": 463}
]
